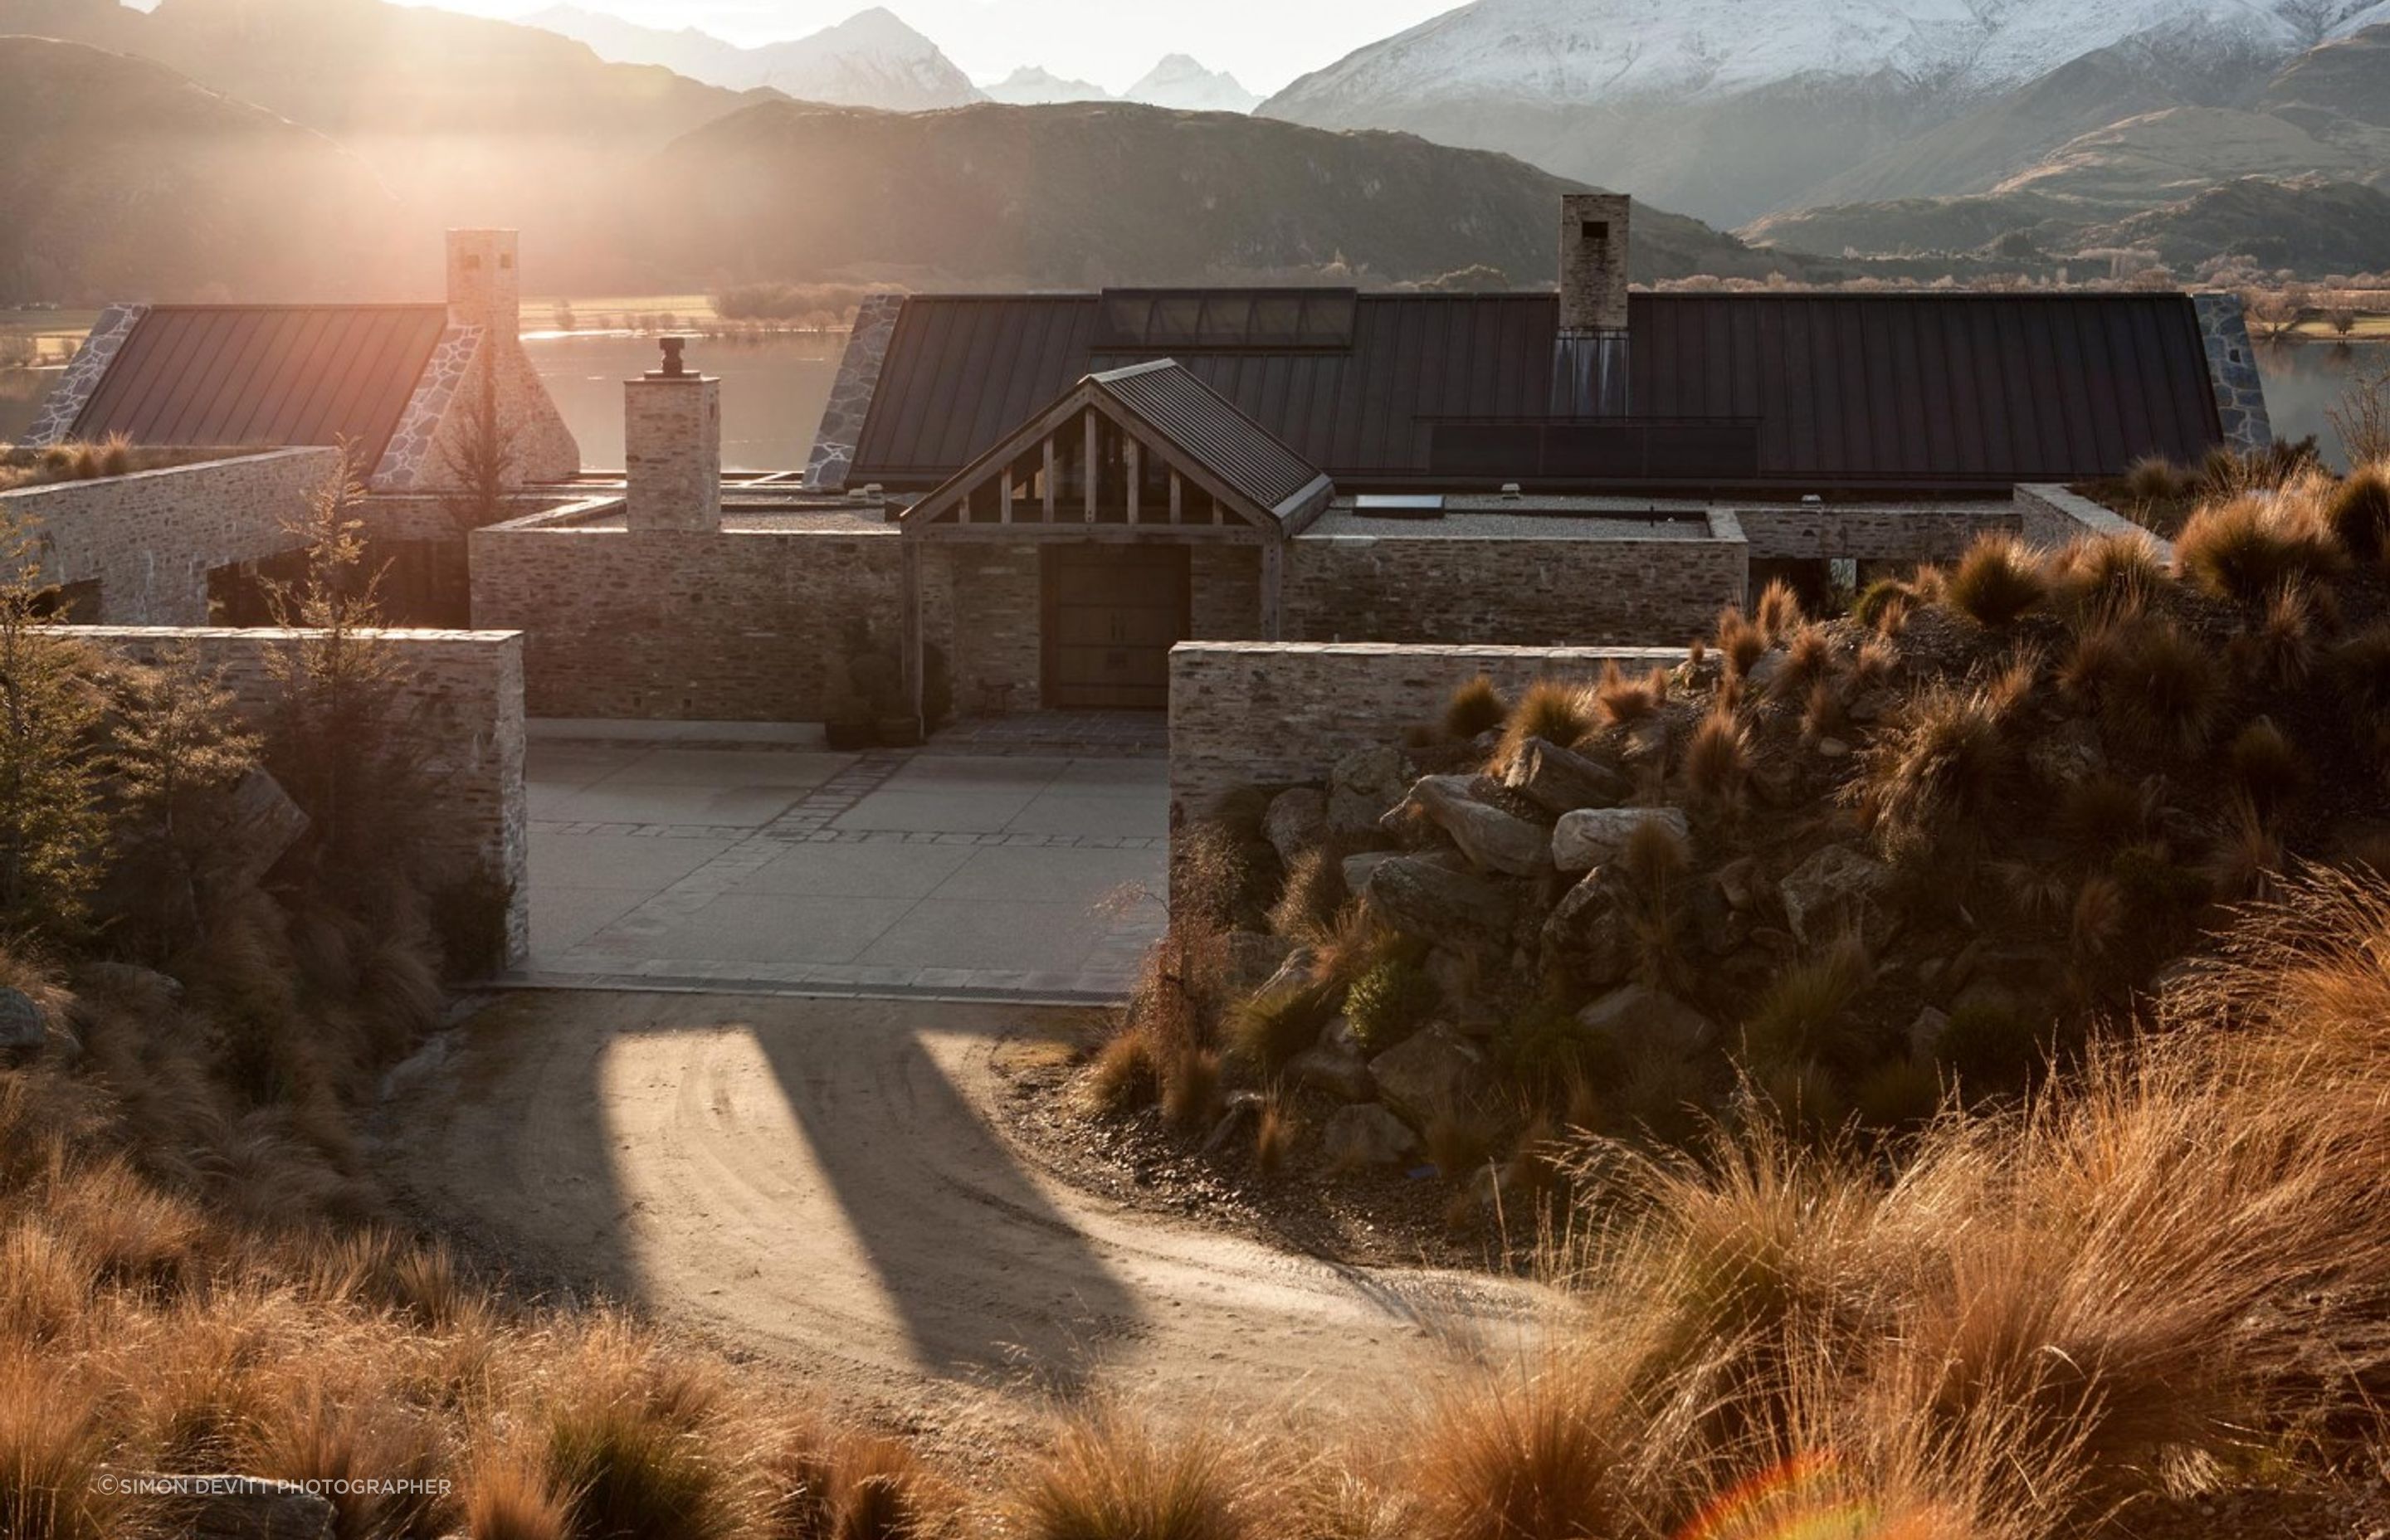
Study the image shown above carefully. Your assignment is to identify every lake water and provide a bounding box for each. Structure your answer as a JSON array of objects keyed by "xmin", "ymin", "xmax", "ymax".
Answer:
[{"xmin": 3, "ymin": 330, "xmax": 2379, "ymax": 477}]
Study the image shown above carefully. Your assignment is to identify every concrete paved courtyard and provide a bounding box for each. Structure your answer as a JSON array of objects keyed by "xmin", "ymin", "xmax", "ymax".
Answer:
[{"xmin": 520, "ymin": 724, "xmax": 1169, "ymax": 1001}]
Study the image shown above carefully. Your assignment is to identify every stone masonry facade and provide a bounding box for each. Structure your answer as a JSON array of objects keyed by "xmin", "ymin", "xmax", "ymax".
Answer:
[
  {"xmin": 804, "ymin": 294, "xmax": 905, "ymax": 493},
  {"xmin": 1283, "ymin": 520, "xmax": 1747, "ymax": 648},
  {"xmin": 2015, "ymin": 483, "xmax": 2175, "ymax": 563},
  {"xmin": 20, "ymin": 305, "xmax": 149, "ymax": 448},
  {"xmin": 1726, "ymin": 501, "xmax": 2019, "ymax": 563},
  {"xmin": 59, "ymin": 625, "xmax": 529, "ymax": 965},
  {"xmin": 4, "ymin": 448, "xmax": 339, "ymax": 625},
  {"xmin": 2193, "ymin": 292, "xmax": 2275, "ymax": 454},
  {"xmin": 1169, "ymin": 641, "xmax": 1690, "ymax": 820}
]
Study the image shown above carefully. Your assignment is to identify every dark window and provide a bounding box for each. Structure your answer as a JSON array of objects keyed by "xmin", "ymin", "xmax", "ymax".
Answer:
[{"xmin": 1582, "ymin": 220, "xmax": 1610, "ymax": 244}]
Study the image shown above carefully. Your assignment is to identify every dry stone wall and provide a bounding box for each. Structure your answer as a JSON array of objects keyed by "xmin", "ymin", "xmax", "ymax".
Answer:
[
  {"xmin": 2014, "ymin": 483, "xmax": 2174, "ymax": 562},
  {"xmin": 58, "ymin": 625, "xmax": 529, "ymax": 965},
  {"xmin": 1169, "ymin": 641, "xmax": 1688, "ymax": 819},
  {"xmin": 1283, "ymin": 525, "xmax": 1744, "ymax": 647},
  {"xmin": 1727, "ymin": 501, "xmax": 2019, "ymax": 562},
  {"xmin": 5, "ymin": 448, "xmax": 338, "ymax": 625}
]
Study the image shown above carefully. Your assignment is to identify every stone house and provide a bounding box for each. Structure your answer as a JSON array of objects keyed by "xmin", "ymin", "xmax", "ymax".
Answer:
[
  {"xmin": 24, "ymin": 230, "xmax": 578, "ymax": 493},
  {"xmin": 472, "ymin": 194, "xmax": 2263, "ymax": 724}
]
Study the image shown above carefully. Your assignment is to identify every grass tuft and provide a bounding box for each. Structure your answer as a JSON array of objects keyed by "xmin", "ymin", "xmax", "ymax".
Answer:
[
  {"xmin": 1444, "ymin": 678, "xmax": 1509, "ymax": 742},
  {"xmin": 1943, "ymin": 537, "xmax": 2046, "ymax": 627},
  {"xmin": 2174, "ymin": 490, "xmax": 2344, "ymax": 604},
  {"xmin": 1010, "ymin": 1412, "xmax": 1246, "ymax": 1540}
]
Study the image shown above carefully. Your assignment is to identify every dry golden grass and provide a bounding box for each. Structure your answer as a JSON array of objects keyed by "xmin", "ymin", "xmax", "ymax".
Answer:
[
  {"xmin": 1681, "ymin": 704, "xmax": 1750, "ymax": 811},
  {"xmin": 1754, "ymin": 578, "xmax": 1805, "ymax": 642},
  {"xmin": 1443, "ymin": 676, "xmax": 1509, "ymax": 742},
  {"xmin": 1591, "ymin": 660, "xmax": 1667, "ymax": 727},
  {"xmin": 1499, "ymin": 680, "xmax": 1594, "ymax": 768},
  {"xmin": 2174, "ymin": 488, "xmax": 2346, "ymax": 604},
  {"xmin": 1944, "ymin": 536, "xmax": 2046, "ymax": 627},
  {"xmin": 1011, "ymin": 1411, "xmax": 1248, "ymax": 1540}
]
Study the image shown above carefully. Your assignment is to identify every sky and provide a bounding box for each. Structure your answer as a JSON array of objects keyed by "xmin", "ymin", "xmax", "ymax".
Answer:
[{"xmin": 432, "ymin": 0, "xmax": 1460, "ymax": 95}]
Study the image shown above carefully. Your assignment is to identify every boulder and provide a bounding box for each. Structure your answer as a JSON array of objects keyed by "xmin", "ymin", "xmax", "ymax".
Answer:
[
  {"xmin": 1713, "ymin": 855, "xmax": 1762, "ymax": 911},
  {"xmin": 1328, "ymin": 746, "xmax": 1410, "ymax": 835},
  {"xmin": 1224, "ymin": 933, "xmax": 1300, "ymax": 997},
  {"xmin": 1388, "ymin": 775, "xmax": 1549, "ymax": 877},
  {"xmin": 1340, "ymin": 850, "xmax": 1397, "ymax": 894},
  {"xmin": 1540, "ymin": 870, "xmax": 1632, "ymax": 990},
  {"xmin": 1324, "ymin": 1104, "xmax": 1421, "ymax": 1169},
  {"xmin": 1423, "ymin": 948, "xmax": 1500, "ymax": 1036},
  {"xmin": 0, "ymin": 987, "xmax": 46, "ymax": 1060},
  {"xmin": 1576, "ymin": 983, "xmax": 1718, "ymax": 1060},
  {"xmin": 1847, "ymin": 688, "xmax": 1901, "ymax": 724},
  {"xmin": 1255, "ymin": 945, "xmax": 1317, "ymax": 1001},
  {"xmin": 1263, "ymin": 787, "xmax": 1328, "ymax": 867},
  {"xmin": 217, "ymin": 768, "xmax": 310, "ymax": 891},
  {"xmin": 1368, "ymin": 1025, "xmax": 1496, "ymax": 1123},
  {"xmin": 1778, "ymin": 845, "xmax": 1891, "ymax": 945},
  {"xmin": 1908, "ymin": 1006, "xmax": 1953, "ymax": 1063},
  {"xmin": 1502, "ymin": 737, "xmax": 1629, "ymax": 816},
  {"xmin": 1288, "ymin": 1043, "xmax": 1376, "ymax": 1103},
  {"xmin": 1202, "ymin": 1092, "xmax": 1266, "ymax": 1154},
  {"xmin": 1552, "ymin": 807, "xmax": 1690, "ymax": 874},
  {"xmin": 1363, "ymin": 857, "xmax": 1517, "ymax": 954},
  {"xmin": 1691, "ymin": 880, "xmax": 1749, "ymax": 958},
  {"xmin": 149, "ymin": 1476, "xmax": 337, "ymax": 1540}
]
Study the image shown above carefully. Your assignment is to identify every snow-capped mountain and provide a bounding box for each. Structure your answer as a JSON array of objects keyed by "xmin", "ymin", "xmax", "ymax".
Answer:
[
  {"xmin": 1263, "ymin": 0, "xmax": 2390, "ymax": 222},
  {"xmin": 983, "ymin": 65, "xmax": 1115, "ymax": 105},
  {"xmin": 526, "ymin": 5, "xmax": 983, "ymax": 111},
  {"xmin": 1124, "ymin": 55, "xmax": 1261, "ymax": 115}
]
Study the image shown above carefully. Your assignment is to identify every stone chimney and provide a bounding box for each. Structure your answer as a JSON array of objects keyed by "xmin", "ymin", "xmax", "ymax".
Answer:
[
  {"xmin": 624, "ymin": 337, "xmax": 721, "ymax": 532},
  {"xmin": 446, "ymin": 229, "xmax": 521, "ymax": 337},
  {"xmin": 1553, "ymin": 193, "xmax": 1631, "ymax": 416}
]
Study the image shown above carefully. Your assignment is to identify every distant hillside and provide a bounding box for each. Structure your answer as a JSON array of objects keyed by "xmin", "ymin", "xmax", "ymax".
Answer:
[
  {"xmin": 621, "ymin": 100, "xmax": 1818, "ymax": 289},
  {"xmin": 0, "ymin": 36, "xmax": 398, "ymax": 303},
  {"xmin": 2090, "ymin": 177, "xmax": 2390, "ymax": 271},
  {"xmin": 524, "ymin": 5, "xmax": 983, "ymax": 110}
]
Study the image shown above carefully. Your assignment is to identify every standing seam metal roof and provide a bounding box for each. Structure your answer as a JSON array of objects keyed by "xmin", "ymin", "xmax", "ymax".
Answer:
[
  {"xmin": 846, "ymin": 290, "xmax": 2224, "ymax": 491},
  {"xmin": 1090, "ymin": 361, "xmax": 1324, "ymax": 518},
  {"xmin": 68, "ymin": 305, "xmax": 449, "ymax": 465}
]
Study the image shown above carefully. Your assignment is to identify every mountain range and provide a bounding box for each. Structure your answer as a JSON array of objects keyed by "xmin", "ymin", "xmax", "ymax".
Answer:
[{"xmin": 1261, "ymin": 0, "xmax": 2390, "ymax": 236}]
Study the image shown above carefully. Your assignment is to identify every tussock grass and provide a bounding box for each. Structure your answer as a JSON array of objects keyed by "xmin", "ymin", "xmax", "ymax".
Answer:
[
  {"xmin": 2174, "ymin": 490, "xmax": 2345, "ymax": 604},
  {"xmin": 1753, "ymin": 579, "xmax": 1804, "ymax": 641},
  {"xmin": 1224, "ymin": 987, "xmax": 1334, "ymax": 1077},
  {"xmin": 1944, "ymin": 536, "xmax": 2046, "ymax": 627},
  {"xmin": 1680, "ymin": 704, "xmax": 1749, "ymax": 811},
  {"xmin": 1267, "ymin": 848, "xmax": 1349, "ymax": 941},
  {"xmin": 2323, "ymin": 461, "xmax": 2390, "ymax": 562},
  {"xmin": 1499, "ymin": 680, "xmax": 1593, "ymax": 768},
  {"xmin": 1714, "ymin": 607, "xmax": 1768, "ymax": 680},
  {"xmin": 1012, "ymin": 1411, "xmax": 1247, "ymax": 1540},
  {"xmin": 1741, "ymin": 938, "xmax": 1872, "ymax": 1070},
  {"xmin": 1591, "ymin": 661, "xmax": 1666, "ymax": 727},
  {"xmin": 1442, "ymin": 678, "xmax": 1508, "ymax": 742}
]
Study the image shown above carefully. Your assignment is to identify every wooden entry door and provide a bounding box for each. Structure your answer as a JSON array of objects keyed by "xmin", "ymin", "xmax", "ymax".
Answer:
[{"xmin": 1041, "ymin": 545, "xmax": 1191, "ymax": 711}]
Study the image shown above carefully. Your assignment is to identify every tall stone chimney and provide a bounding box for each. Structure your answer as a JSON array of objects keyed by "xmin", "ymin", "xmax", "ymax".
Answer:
[
  {"xmin": 446, "ymin": 229, "xmax": 521, "ymax": 337},
  {"xmin": 624, "ymin": 337, "xmax": 721, "ymax": 532},
  {"xmin": 1553, "ymin": 193, "xmax": 1631, "ymax": 416}
]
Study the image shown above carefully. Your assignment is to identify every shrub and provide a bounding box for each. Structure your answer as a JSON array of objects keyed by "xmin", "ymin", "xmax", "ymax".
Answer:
[
  {"xmin": 1741, "ymin": 939, "xmax": 1872, "ymax": 1070},
  {"xmin": 2334, "ymin": 623, "xmax": 2390, "ymax": 766},
  {"xmin": 544, "ymin": 1391, "xmax": 739, "ymax": 1540},
  {"xmin": 1592, "ymin": 661, "xmax": 1666, "ymax": 726},
  {"xmin": 1680, "ymin": 705, "xmax": 1749, "ymax": 811},
  {"xmin": 1933, "ymin": 1001, "xmax": 2047, "ymax": 1093},
  {"xmin": 1082, "ymin": 1026, "xmax": 1161, "ymax": 1118},
  {"xmin": 0, "ymin": 524, "xmax": 108, "ymax": 938},
  {"xmin": 1715, "ymin": 607, "xmax": 1768, "ymax": 679},
  {"xmin": 2173, "ymin": 492, "xmax": 2344, "ymax": 604},
  {"xmin": 2323, "ymin": 462, "xmax": 2390, "ymax": 561},
  {"xmin": 1159, "ymin": 1047, "xmax": 1223, "ymax": 1134},
  {"xmin": 1268, "ymin": 848, "xmax": 1349, "ymax": 940},
  {"xmin": 1851, "ymin": 578, "xmax": 1915, "ymax": 635},
  {"xmin": 1943, "ymin": 536, "xmax": 2046, "ymax": 627},
  {"xmin": 1344, "ymin": 958, "xmax": 1438, "ymax": 1055},
  {"xmin": 2124, "ymin": 455, "xmax": 2188, "ymax": 505},
  {"xmin": 1444, "ymin": 677, "xmax": 1509, "ymax": 741},
  {"xmin": 1009, "ymin": 1412, "xmax": 1246, "ymax": 1540},
  {"xmin": 1502, "ymin": 680, "xmax": 1593, "ymax": 764},
  {"xmin": 1754, "ymin": 578, "xmax": 1804, "ymax": 641},
  {"xmin": 1224, "ymin": 987, "xmax": 1334, "ymax": 1076},
  {"xmin": 2227, "ymin": 717, "xmax": 2305, "ymax": 817}
]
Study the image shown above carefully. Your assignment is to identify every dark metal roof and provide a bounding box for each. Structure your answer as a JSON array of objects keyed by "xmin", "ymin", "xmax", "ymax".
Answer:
[
  {"xmin": 70, "ymin": 305, "xmax": 448, "ymax": 464},
  {"xmin": 1090, "ymin": 361, "xmax": 1325, "ymax": 519},
  {"xmin": 846, "ymin": 290, "xmax": 2226, "ymax": 494}
]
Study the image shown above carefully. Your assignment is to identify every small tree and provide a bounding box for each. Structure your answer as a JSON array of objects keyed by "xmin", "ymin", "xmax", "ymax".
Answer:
[
  {"xmin": 437, "ymin": 355, "xmax": 520, "ymax": 536},
  {"xmin": 262, "ymin": 447, "xmax": 429, "ymax": 885},
  {"xmin": 2330, "ymin": 363, "xmax": 2390, "ymax": 466},
  {"xmin": 0, "ymin": 516, "xmax": 106, "ymax": 938},
  {"xmin": 104, "ymin": 644, "xmax": 261, "ymax": 947}
]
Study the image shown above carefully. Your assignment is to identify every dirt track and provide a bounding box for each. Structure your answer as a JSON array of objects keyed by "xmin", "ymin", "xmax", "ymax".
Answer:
[{"xmin": 383, "ymin": 992, "xmax": 1543, "ymax": 1416}]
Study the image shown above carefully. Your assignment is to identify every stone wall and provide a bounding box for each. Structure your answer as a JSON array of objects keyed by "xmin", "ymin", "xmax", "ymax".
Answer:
[
  {"xmin": 4, "ymin": 448, "xmax": 338, "ymax": 624},
  {"xmin": 2015, "ymin": 483, "xmax": 2175, "ymax": 563},
  {"xmin": 470, "ymin": 515, "xmax": 959, "ymax": 721},
  {"xmin": 1728, "ymin": 500, "xmax": 2019, "ymax": 563},
  {"xmin": 2193, "ymin": 292, "xmax": 2275, "ymax": 454},
  {"xmin": 1169, "ymin": 641, "xmax": 1688, "ymax": 819},
  {"xmin": 1282, "ymin": 521, "xmax": 1744, "ymax": 647},
  {"xmin": 947, "ymin": 544, "xmax": 1041, "ymax": 711},
  {"xmin": 59, "ymin": 625, "xmax": 529, "ymax": 965},
  {"xmin": 804, "ymin": 297, "xmax": 903, "ymax": 493},
  {"xmin": 19, "ymin": 305, "xmax": 149, "ymax": 447}
]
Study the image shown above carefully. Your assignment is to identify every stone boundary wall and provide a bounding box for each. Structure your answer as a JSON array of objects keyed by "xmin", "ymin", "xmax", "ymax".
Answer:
[
  {"xmin": 1729, "ymin": 501, "xmax": 2019, "ymax": 563},
  {"xmin": 5, "ymin": 448, "xmax": 339, "ymax": 624},
  {"xmin": 1284, "ymin": 518, "xmax": 1745, "ymax": 647},
  {"xmin": 1169, "ymin": 641, "xmax": 1687, "ymax": 820},
  {"xmin": 57, "ymin": 626, "xmax": 529, "ymax": 966},
  {"xmin": 2014, "ymin": 484, "xmax": 2175, "ymax": 563},
  {"xmin": 471, "ymin": 512, "xmax": 956, "ymax": 721}
]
